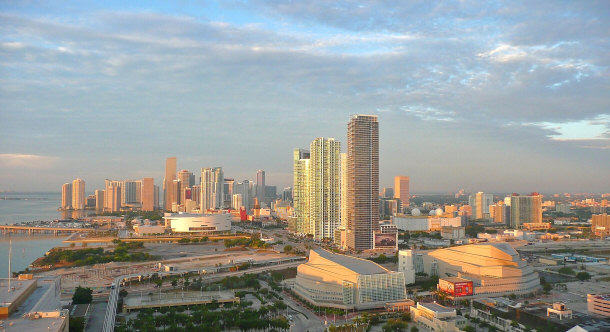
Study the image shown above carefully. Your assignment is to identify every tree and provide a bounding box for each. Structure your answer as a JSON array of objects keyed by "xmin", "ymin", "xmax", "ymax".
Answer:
[
  {"xmin": 171, "ymin": 279, "xmax": 178, "ymax": 287},
  {"xmin": 558, "ymin": 267, "xmax": 575, "ymax": 275},
  {"xmin": 283, "ymin": 245, "xmax": 293, "ymax": 253},
  {"xmin": 543, "ymin": 282, "xmax": 553, "ymax": 294},
  {"xmin": 462, "ymin": 326, "xmax": 475, "ymax": 332},
  {"xmin": 72, "ymin": 286, "xmax": 93, "ymax": 304},
  {"xmin": 69, "ymin": 316, "xmax": 85, "ymax": 332},
  {"xmin": 410, "ymin": 326, "xmax": 419, "ymax": 332},
  {"xmin": 576, "ymin": 272, "xmax": 591, "ymax": 281}
]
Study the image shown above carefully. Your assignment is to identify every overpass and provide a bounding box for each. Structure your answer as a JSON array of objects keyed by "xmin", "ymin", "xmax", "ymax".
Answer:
[{"xmin": 0, "ymin": 225, "xmax": 97, "ymax": 235}]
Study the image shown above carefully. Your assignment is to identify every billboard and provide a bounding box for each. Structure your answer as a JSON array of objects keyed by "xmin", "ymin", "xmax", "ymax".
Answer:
[
  {"xmin": 374, "ymin": 232, "xmax": 397, "ymax": 249},
  {"xmin": 438, "ymin": 278, "xmax": 473, "ymax": 297}
]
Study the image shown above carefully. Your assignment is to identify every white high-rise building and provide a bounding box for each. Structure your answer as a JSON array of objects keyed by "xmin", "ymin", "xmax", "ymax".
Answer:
[
  {"xmin": 340, "ymin": 153, "xmax": 347, "ymax": 228},
  {"xmin": 61, "ymin": 182, "xmax": 72, "ymax": 209},
  {"xmin": 232, "ymin": 194, "xmax": 243, "ymax": 210},
  {"xmin": 398, "ymin": 250, "xmax": 416, "ymax": 285},
  {"xmin": 293, "ymin": 148, "xmax": 311, "ymax": 235},
  {"xmin": 233, "ymin": 180, "xmax": 252, "ymax": 212},
  {"xmin": 309, "ymin": 137, "xmax": 341, "ymax": 241},
  {"xmin": 200, "ymin": 168, "xmax": 214, "ymax": 212},
  {"xmin": 71, "ymin": 178, "xmax": 85, "ymax": 210},
  {"xmin": 213, "ymin": 167, "xmax": 224, "ymax": 209}
]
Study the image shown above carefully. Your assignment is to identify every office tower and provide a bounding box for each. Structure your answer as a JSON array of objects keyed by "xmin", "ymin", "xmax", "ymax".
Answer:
[
  {"xmin": 398, "ymin": 250, "xmax": 416, "ymax": 285},
  {"xmin": 469, "ymin": 192, "xmax": 494, "ymax": 219},
  {"xmin": 95, "ymin": 189, "xmax": 104, "ymax": 211},
  {"xmin": 382, "ymin": 187, "xmax": 394, "ymax": 199},
  {"xmin": 232, "ymin": 194, "xmax": 243, "ymax": 210},
  {"xmin": 177, "ymin": 170, "xmax": 193, "ymax": 206},
  {"xmin": 134, "ymin": 179, "xmax": 142, "ymax": 204},
  {"xmin": 164, "ymin": 157, "xmax": 177, "ymax": 210},
  {"xmin": 104, "ymin": 180, "xmax": 122, "ymax": 213},
  {"xmin": 171, "ymin": 179, "xmax": 181, "ymax": 211},
  {"xmin": 489, "ymin": 201, "xmax": 506, "ymax": 224},
  {"xmin": 224, "ymin": 178, "xmax": 235, "ymax": 208},
  {"xmin": 282, "ymin": 187, "xmax": 293, "ymax": 202},
  {"xmin": 122, "ymin": 180, "xmax": 139, "ymax": 205},
  {"xmin": 309, "ymin": 137, "xmax": 341, "ymax": 241},
  {"xmin": 233, "ymin": 180, "xmax": 252, "ymax": 213},
  {"xmin": 200, "ymin": 168, "xmax": 214, "ymax": 212},
  {"xmin": 153, "ymin": 185, "xmax": 159, "ymax": 209},
  {"xmin": 340, "ymin": 153, "xmax": 347, "ymax": 227},
  {"xmin": 510, "ymin": 193, "xmax": 542, "ymax": 229},
  {"xmin": 71, "ymin": 178, "xmax": 85, "ymax": 210},
  {"xmin": 191, "ymin": 185, "xmax": 201, "ymax": 206},
  {"xmin": 394, "ymin": 176, "xmax": 410, "ymax": 207},
  {"xmin": 346, "ymin": 114, "xmax": 379, "ymax": 251},
  {"xmin": 104, "ymin": 179, "xmax": 122, "ymax": 212},
  {"xmin": 213, "ymin": 167, "xmax": 224, "ymax": 209},
  {"xmin": 141, "ymin": 177, "xmax": 155, "ymax": 211},
  {"xmin": 256, "ymin": 170, "xmax": 265, "ymax": 204},
  {"xmin": 61, "ymin": 183, "xmax": 72, "ymax": 209},
  {"xmin": 293, "ymin": 149, "xmax": 311, "ymax": 234}
]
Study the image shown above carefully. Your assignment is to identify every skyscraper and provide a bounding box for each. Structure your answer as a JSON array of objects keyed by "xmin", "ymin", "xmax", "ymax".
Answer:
[
  {"xmin": 233, "ymin": 180, "xmax": 252, "ymax": 212},
  {"xmin": 346, "ymin": 114, "xmax": 379, "ymax": 251},
  {"xmin": 122, "ymin": 180, "xmax": 139, "ymax": 205},
  {"xmin": 71, "ymin": 178, "xmax": 85, "ymax": 210},
  {"xmin": 213, "ymin": 167, "xmax": 224, "ymax": 209},
  {"xmin": 293, "ymin": 149, "xmax": 311, "ymax": 234},
  {"xmin": 104, "ymin": 179, "xmax": 122, "ymax": 212},
  {"xmin": 394, "ymin": 176, "xmax": 410, "ymax": 207},
  {"xmin": 340, "ymin": 153, "xmax": 347, "ymax": 228},
  {"xmin": 164, "ymin": 157, "xmax": 177, "ymax": 211},
  {"xmin": 95, "ymin": 189, "xmax": 104, "ymax": 211},
  {"xmin": 256, "ymin": 170, "xmax": 265, "ymax": 205},
  {"xmin": 61, "ymin": 182, "xmax": 72, "ymax": 209},
  {"xmin": 469, "ymin": 192, "xmax": 494, "ymax": 219},
  {"xmin": 510, "ymin": 193, "xmax": 542, "ymax": 229},
  {"xmin": 171, "ymin": 179, "xmax": 181, "ymax": 211},
  {"xmin": 308, "ymin": 137, "xmax": 341, "ymax": 241},
  {"xmin": 177, "ymin": 170, "xmax": 193, "ymax": 206},
  {"xmin": 141, "ymin": 177, "xmax": 155, "ymax": 211}
]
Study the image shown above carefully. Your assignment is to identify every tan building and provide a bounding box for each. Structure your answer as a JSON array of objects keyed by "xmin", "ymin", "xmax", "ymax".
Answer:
[
  {"xmin": 394, "ymin": 176, "xmax": 410, "ymax": 207},
  {"xmin": 489, "ymin": 201, "xmax": 506, "ymax": 223},
  {"xmin": 411, "ymin": 302, "xmax": 467, "ymax": 332},
  {"xmin": 141, "ymin": 177, "xmax": 155, "ymax": 211},
  {"xmin": 94, "ymin": 189, "xmax": 104, "ymax": 211},
  {"xmin": 164, "ymin": 157, "xmax": 177, "ymax": 210},
  {"xmin": 347, "ymin": 114, "xmax": 379, "ymax": 251},
  {"xmin": 61, "ymin": 182, "xmax": 72, "ymax": 209},
  {"xmin": 587, "ymin": 294, "xmax": 610, "ymax": 317},
  {"xmin": 420, "ymin": 243, "xmax": 540, "ymax": 297},
  {"xmin": 71, "ymin": 178, "xmax": 85, "ymax": 210},
  {"xmin": 592, "ymin": 214, "xmax": 610, "ymax": 235},
  {"xmin": 104, "ymin": 179, "xmax": 122, "ymax": 213},
  {"xmin": 294, "ymin": 248, "xmax": 408, "ymax": 310},
  {"xmin": 510, "ymin": 193, "xmax": 542, "ymax": 229},
  {"xmin": 340, "ymin": 153, "xmax": 347, "ymax": 228}
]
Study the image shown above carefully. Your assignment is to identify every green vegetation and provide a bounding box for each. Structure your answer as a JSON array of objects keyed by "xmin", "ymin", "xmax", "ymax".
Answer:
[
  {"xmin": 576, "ymin": 271, "xmax": 591, "ymax": 281},
  {"xmin": 224, "ymin": 237, "xmax": 270, "ymax": 248},
  {"xmin": 382, "ymin": 318, "xmax": 408, "ymax": 331},
  {"xmin": 558, "ymin": 267, "xmax": 575, "ymax": 275},
  {"xmin": 72, "ymin": 286, "xmax": 93, "ymax": 304},
  {"xmin": 368, "ymin": 253, "xmax": 398, "ymax": 264},
  {"xmin": 283, "ymin": 244, "xmax": 293, "ymax": 253},
  {"xmin": 116, "ymin": 302, "xmax": 289, "ymax": 332},
  {"xmin": 465, "ymin": 224, "xmax": 485, "ymax": 238},
  {"xmin": 97, "ymin": 210, "xmax": 163, "ymax": 221},
  {"xmin": 38, "ymin": 241, "xmax": 151, "ymax": 267},
  {"xmin": 69, "ymin": 316, "xmax": 85, "ymax": 332}
]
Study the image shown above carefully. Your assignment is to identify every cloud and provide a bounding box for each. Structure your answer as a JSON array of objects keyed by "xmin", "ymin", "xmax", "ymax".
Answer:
[{"xmin": 0, "ymin": 154, "xmax": 58, "ymax": 169}]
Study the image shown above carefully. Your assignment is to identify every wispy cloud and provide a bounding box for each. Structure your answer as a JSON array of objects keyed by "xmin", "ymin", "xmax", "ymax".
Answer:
[{"xmin": 0, "ymin": 154, "xmax": 58, "ymax": 169}]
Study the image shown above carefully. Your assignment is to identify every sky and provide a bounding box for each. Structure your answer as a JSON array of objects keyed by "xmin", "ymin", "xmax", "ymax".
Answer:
[{"xmin": 0, "ymin": 0, "xmax": 609, "ymax": 194}]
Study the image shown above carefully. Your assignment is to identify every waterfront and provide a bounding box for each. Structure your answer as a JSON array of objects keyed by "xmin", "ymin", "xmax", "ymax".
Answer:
[{"xmin": 0, "ymin": 193, "xmax": 71, "ymax": 277}]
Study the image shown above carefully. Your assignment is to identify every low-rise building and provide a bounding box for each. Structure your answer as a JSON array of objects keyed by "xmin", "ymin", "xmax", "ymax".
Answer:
[
  {"xmin": 410, "ymin": 301, "xmax": 467, "ymax": 332},
  {"xmin": 164, "ymin": 213, "xmax": 231, "ymax": 233},
  {"xmin": 293, "ymin": 248, "xmax": 410, "ymax": 310},
  {"xmin": 588, "ymin": 294, "xmax": 610, "ymax": 317},
  {"xmin": 440, "ymin": 226, "xmax": 465, "ymax": 240}
]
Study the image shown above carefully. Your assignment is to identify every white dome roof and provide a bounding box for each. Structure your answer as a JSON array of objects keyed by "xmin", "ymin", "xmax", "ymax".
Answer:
[{"xmin": 411, "ymin": 208, "xmax": 421, "ymax": 216}]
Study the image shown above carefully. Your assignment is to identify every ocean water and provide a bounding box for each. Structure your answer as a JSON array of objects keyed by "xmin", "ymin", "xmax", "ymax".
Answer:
[{"xmin": 0, "ymin": 193, "xmax": 70, "ymax": 277}]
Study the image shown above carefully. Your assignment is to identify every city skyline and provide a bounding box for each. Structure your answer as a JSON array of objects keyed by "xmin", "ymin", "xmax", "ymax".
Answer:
[{"xmin": 1, "ymin": 1, "xmax": 609, "ymax": 193}]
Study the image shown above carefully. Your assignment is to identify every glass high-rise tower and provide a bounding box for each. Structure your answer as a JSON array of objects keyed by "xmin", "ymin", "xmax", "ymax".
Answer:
[{"xmin": 346, "ymin": 115, "xmax": 379, "ymax": 251}]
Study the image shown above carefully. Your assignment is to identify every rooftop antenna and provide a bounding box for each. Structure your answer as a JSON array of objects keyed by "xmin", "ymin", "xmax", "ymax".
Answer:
[{"xmin": 8, "ymin": 234, "xmax": 12, "ymax": 292}]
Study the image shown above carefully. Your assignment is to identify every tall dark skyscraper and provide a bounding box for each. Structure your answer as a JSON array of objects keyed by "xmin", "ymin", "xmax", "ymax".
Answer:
[{"xmin": 346, "ymin": 114, "xmax": 379, "ymax": 251}]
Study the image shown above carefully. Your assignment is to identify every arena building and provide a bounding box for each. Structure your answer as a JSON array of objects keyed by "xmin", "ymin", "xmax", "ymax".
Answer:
[
  {"xmin": 164, "ymin": 213, "xmax": 231, "ymax": 233},
  {"xmin": 294, "ymin": 248, "xmax": 411, "ymax": 310},
  {"xmin": 405, "ymin": 243, "xmax": 540, "ymax": 297}
]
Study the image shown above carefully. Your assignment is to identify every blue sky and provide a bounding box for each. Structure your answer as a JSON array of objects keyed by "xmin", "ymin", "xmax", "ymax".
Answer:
[{"xmin": 0, "ymin": 0, "xmax": 608, "ymax": 193}]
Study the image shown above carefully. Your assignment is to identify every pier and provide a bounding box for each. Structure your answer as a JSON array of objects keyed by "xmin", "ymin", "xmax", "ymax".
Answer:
[{"xmin": 0, "ymin": 225, "xmax": 96, "ymax": 236}]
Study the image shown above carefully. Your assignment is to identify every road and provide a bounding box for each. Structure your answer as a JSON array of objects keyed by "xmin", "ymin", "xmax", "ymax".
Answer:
[{"xmin": 86, "ymin": 299, "xmax": 108, "ymax": 332}]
